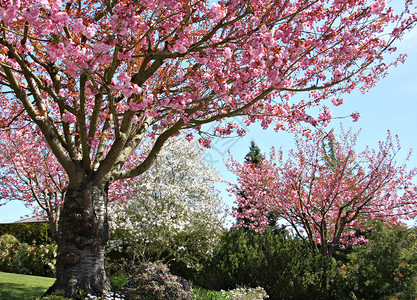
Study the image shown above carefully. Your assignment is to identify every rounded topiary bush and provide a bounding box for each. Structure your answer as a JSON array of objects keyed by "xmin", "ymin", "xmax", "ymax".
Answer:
[
  {"xmin": 0, "ymin": 233, "xmax": 19, "ymax": 248},
  {"xmin": 122, "ymin": 261, "xmax": 192, "ymax": 300}
]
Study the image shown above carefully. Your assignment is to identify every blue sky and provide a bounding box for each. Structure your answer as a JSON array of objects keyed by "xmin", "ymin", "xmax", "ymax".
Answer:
[{"xmin": 1, "ymin": 4, "xmax": 416, "ymax": 223}]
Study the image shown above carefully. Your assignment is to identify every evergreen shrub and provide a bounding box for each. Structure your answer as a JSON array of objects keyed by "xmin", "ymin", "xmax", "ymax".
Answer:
[{"xmin": 195, "ymin": 228, "xmax": 340, "ymax": 300}]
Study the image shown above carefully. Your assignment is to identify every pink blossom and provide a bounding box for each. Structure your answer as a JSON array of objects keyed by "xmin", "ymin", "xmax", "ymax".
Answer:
[
  {"xmin": 72, "ymin": 45, "xmax": 86, "ymax": 58},
  {"xmin": 117, "ymin": 52, "xmax": 133, "ymax": 60},
  {"xmin": 318, "ymin": 108, "xmax": 332, "ymax": 126},
  {"xmin": 52, "ymin": 11, "xmax": 70, "ymax": 27},
  {"xmin": 87, "ymin": 137, "xmax": 98, "ymax": 148},
  {"xmin": 42, "ymin": 19, "xmax": 54, "ymax": 35},
  {"xmin": 173, "ymin": 40, "xmax": 187, "ymax": 54},
  {"xmin": 331, "ymin": 98, "xmax": 344, "ymax": 106},
  {"xmin": 224, "ymin": 47, "xmax": 232, "ymax": 59},
  {"xmin": 83, "ymin": 24, "xmax": 96, "ymax": 39},
  {"xmin": 211, "ymin": 3, "xmax": 226, "ymax": 22},
  {"xmin": 129, "ymin": 99, "xmax": 143, "ymax": 111},
  {"xmin": 198, "ymin": 137, "xmax": 212, "ymax": 148},
  {"xmin": 38, "ymin": 0, "xmax": 51, "ymax": 9},
  {"xmin": 350, "ymin": 112, "xmax": 360, "ymax": 122},
  {"xmin": 94, "ymin": 43, "xmax": 112, "ymax": 53},
  {"xmin": 62, "ymin": 112, "xmax": 76, "ymax": 124},
  {"xmin": 132, "ymin": 84, "xmax": 142, "ymax": 95},
  {"xmin": 370, "ymin": 0, "xmax": 386, "ymax": 15},
  {"xmin": 1, "ymin": 6, "xmax": 18, "ymax": 22},
  {"xmin": 333, "ymin": 68, "xmax": 344, "ymax": 81},
  {"xmin": 391, "ymin": 27, "xmax": 402, "ymax": 38},
  {"xmin": 22, "ymin": 6, "xmax": 40, "ymax": 24},
  {"xmin": 117, "ymin": 72, "xmax": 131, "ymax": 83},
  {"xmin": 73, "ymin": 18, "xmax": 86, "ymax": 34}
]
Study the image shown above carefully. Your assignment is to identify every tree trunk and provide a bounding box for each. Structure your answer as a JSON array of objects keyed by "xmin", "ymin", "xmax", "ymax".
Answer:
[
  {"xmin": 46, "ymin": 178, "xmax": 111, "ymax": 299},
  {"xmin": 48, "ymin": 207, "xmax": 60, "ymax": 242}
]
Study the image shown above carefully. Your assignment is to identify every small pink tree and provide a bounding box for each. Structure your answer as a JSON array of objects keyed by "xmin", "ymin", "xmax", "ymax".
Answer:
[
  {"xmin": 0, "ymin": 0, "xmax": 416, "ymax": 296},
  {"xmin": 0, "ymin": 128, "xmax": 66, "ymax": 240},
  {"xmin": 227, "ymin": 128, "xmax": 417, "ymax": 257}
]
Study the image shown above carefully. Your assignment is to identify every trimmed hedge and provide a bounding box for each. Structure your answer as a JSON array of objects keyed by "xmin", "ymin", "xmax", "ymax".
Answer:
[{"xmin": 0, "ymin": 222, "xmax": 52, "ymax": 245}]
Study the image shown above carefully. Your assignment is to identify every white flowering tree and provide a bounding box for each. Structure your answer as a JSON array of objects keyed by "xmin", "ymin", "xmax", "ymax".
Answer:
[{"xmin": 108, "ymin": 136, "xmax": 226, "ymax": 269}]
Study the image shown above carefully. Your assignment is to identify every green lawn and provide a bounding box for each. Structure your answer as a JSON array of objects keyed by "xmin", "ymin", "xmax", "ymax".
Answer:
[
  {"xmin": 0, "ymin": 272, "xmax": 234, "ymax": 300},
  {"xmin": 0, "ymin": 272, "xmax": 55, "ymax": 300}
]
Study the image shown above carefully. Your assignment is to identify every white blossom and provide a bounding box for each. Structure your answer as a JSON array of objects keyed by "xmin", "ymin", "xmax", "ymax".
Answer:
[{"xmin": 108, "ymin": 135, "xmax": 227, "ymax": 268}]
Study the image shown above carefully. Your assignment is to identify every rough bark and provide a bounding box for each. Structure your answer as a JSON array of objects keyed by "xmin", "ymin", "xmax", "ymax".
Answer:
[{"xmin": 45, "ymin": 178, "xmax": 111, "ymax": 299}]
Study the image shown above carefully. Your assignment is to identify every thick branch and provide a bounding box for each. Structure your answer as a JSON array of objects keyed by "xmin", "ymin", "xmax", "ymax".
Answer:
[{"xmin": 113, "ymin": 118, "xmax": 185, "ymax": 180}]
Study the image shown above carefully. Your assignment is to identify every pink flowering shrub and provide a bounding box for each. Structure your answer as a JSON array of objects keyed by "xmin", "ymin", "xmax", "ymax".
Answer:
[{"xmin": 122, "ymin": 262, "xmax": 192, "ymax": 300}]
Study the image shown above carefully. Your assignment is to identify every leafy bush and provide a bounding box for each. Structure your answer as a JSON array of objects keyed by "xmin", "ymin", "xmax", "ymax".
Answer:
[
  {"xmin": 109, "ymin": 274, "xmax": 127, "ymax": 292},
  {"xmin": 0, "ymin": 234, "xmax": 57, "ymax": 277},
  {"xmin": 195, "ymin": 228, "xmax": 340, "ymax": 299},
  {"xmin": 122, "ymin": 261, "xmax": 192, "ymax": 300},
  {"xmin": 338, "ymin": 224, "xmax": 417, "ymax": 299}
]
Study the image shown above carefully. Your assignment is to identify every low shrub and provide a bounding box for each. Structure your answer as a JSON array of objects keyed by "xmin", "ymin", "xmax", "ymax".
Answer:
[
  {"xmin": 122, "ymin": 261, "xmax": 192, "ymax": 300},
  {"xmin": 109, "ymin": 274, "xmax": 127, "ymax": 292},
  {"xmin": 0, "ymin": 234, "xmax": 57, "ymax": 277}
]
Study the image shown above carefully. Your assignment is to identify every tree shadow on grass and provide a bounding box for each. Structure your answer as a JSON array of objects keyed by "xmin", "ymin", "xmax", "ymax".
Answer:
[{"xmin": 0, "ymin": 281, "xmax": 46, "ymax": 300}]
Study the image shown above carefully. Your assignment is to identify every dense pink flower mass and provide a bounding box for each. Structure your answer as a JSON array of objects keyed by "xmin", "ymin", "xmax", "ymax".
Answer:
[
  {"xmin": 0, "ymin": 0, "xmax": 415, "ymax": 163},
  {"xmin": 227, "ymin": 128, "xmax": 417, "ymax": 257},
  {"xmin": 0, "ymin": 0, "xmax": 415, "ymax": 296}
]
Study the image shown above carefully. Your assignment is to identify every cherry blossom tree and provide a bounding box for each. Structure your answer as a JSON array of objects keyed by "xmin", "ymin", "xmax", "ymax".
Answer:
[
  {"xmin": 227, "ymin": 127, "xmax": 417, "ymax": 257},
  {"xmin": 0, "ymin": 128, "xmax": 66, "ymax": 240},
  {"xmin": 108, "ymin": 136, "xmax": 226, "ymax": 270},
  {"xmin": 0, "ymin": 0, "xmax": 416, "ymax": 296}
]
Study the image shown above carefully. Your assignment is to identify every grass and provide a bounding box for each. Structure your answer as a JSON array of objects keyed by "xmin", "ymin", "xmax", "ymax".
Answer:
[
  {"xmin": 0, "ymin": 271, "xmax": 55, "ymax": 300},
  {"xmin": 0, "ymin": 272, "xmax": 233, "ymax": 300}
]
